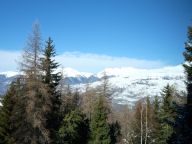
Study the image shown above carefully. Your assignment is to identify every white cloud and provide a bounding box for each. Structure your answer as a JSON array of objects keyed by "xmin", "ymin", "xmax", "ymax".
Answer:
[
  {"xmin": 56, "ymin": 51, "xmax": 165, "ymax": 72},
  {"xmin": 0, "ymin": 50, "xmax": 21, "ymax": 72},
  {"xmin": 0, "ymin": 50, "xmax": 165, "ymax": 73}
]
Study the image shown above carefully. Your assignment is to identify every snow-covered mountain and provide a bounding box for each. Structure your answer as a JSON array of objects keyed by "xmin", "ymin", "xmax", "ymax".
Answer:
[
  {"xmin": 0, "ymin": 73, "xmax": 19, "ymax": 96},
  {"xmin": 94, "ymin": 65, "xmax": 185, "ymax": 105},
  {"xmin": 0, "ymin": 65, "xmax": 186, "ymax": 105}
]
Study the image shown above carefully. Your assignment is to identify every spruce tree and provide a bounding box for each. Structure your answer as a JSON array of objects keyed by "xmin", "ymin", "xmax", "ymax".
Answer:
[
  {"xmin": 0, "ymin": 82, "xmax": 17, "ymax": 144},
  {"xmin": 109, "ymin": 121, "xmax": 121, "ymax": 144},
  {"xmin": 41, "ymin": 37, "xmax": 61, "ymax": 143},
  {"xmin": 58, "ymin": 109, "xmax": 88, "ymax": 144},
  {"xmin": 58, "ymin": 86, "xmax": 89, "ymax": 144},
  {"xmin": 182, "ymin": 25, "xmax": 192, "ymax": 143},
  {"xmin": 89, "ymin": 96, "xmax": 111, "ymax": 144},
  {"xmin": 151, "ymin": 96, "xmax": 161, "ymax": 144},
  {"xmin": 41, "ymin": 37, "xmax": 61, "ymax": 89},
  {"xmin": 159, "ymin": 84, "xmax": 176, "ymax": 144}
]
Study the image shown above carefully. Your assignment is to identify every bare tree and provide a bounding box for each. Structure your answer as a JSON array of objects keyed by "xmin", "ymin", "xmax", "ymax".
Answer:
[
  {"xmin": 81, "ymin": 83, "xmax": 96, "ymax": 120},
  {"xmin": 99, "ymin": 72, "xmax": 112, "ymax": 100},
  {"xmin": 145, "ymin": 98, "xmax": 148, "ymax": 144},
  {"xmin": 141, "ymin": 102, "xmax": 143, "ymax": 144},
  {"xmin": 19, "ymin": 22, "xmax": 51, "ymax": 144}
]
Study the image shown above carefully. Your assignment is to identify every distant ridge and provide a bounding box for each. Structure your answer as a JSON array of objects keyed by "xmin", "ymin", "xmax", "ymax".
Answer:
[{"xmin": 0, "ymin": 65, "xmax": 185, "ymax": 105}]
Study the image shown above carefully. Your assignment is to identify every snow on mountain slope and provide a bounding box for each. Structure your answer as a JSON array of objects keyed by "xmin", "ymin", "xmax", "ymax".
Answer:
[
  {"xmin": 56, "ymin": 67, "xmax": 93, "ymax": 78},
  {"xmin": 97, "ymin": 65, "xmax": 184, "ymax": 78},
  {"xmin": 0, "ymin": 65, "xmax": 186, "ymax": 105},
  {"xmin": 76, "ymin": 65, "xmax": 185, "ymax": 105}
]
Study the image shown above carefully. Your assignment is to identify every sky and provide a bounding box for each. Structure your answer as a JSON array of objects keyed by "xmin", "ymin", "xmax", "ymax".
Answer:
[{"xmin": 0, "ymin": 0, "xmax": 191, "ymax": 72}]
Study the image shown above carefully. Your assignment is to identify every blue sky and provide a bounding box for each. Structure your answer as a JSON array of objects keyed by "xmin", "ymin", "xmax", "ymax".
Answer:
[{"xmin": 0, "ymin": 0, "xmax": 191, "ymax": 72}]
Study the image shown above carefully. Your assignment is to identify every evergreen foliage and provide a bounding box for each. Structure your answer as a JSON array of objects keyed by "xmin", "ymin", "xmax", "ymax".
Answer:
[
  {"xmin": 1, "ymin": 22, "xmax": 190, "ymax": 144},
  {"xmin": 182, "ymin": 25, "xmax": 192, "ymax": 143},
  {"xmin": 109, "ymin": 121, "xmax": 121, "ymax": 144},
  {"xmin": 0, "ymin": 83, "xmax": 17, "ymax": 144},
  {"xmin": 41, "ymin": 37, "xmax": 61, "ymax": 89},
  {"xmin": 19, "ymin": 22, "xmax": 52, "ymax": 144},
  {"xmin": 58, "ymin": 109, "xmax": 88, "ymax": 144},
  {"xmin": 41, "ymin": 37, "xmax": 62, "ymax": 143},
  {"xmin": 159, "ymin": 84, "xmax": 176, "ymax": 144},
  {"xmin": 151, "ymin": 96, "xmax": 161, "ymax": 144},
  {"xmin": 89, "ymin": 96, "xmax": 111, "ymax": 144}
]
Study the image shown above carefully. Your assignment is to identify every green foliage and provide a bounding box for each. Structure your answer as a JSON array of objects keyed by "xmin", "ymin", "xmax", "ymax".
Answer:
[
  {"xmin": 168, "ymin": 25, "xmax": 192, "ymax": 144},
  {"xmin": 151, "ymin": 96, "xmax": 161, "ymax": 144},
  {"xmin": 41, "ymin": 37, "xmax": 62, "ymax": 143},
  {"xmin": 182, "ymin": 26, "xmax": 192, "ymax": 143},
  {"xmin": 89, "ymin": 96, "xmax": 111, "ymax": 144},
  {"xmin": 110, "ymin": 121, "xmax": 121, "ymax": 144},
  {"xmin": 0, "ymin": 83, "xmax": 17, "ymax": 144},
  {"xmin": 18, "ymin": 22, "xmax": 52, "ymax": 144},
  {"xmin": 58, "ymin": 109, "xmax": 88, "ymax": 144},
  {"xmin": 41, "ymin": 37, "xmax": 61, "ymax": 89},
  {"xmin": 159, "ymin": 84, "xmax": 176, "ymax": 144},
  {"xmin": 3, "ymin": 22, "xmax": 191, "ymax": 144}
]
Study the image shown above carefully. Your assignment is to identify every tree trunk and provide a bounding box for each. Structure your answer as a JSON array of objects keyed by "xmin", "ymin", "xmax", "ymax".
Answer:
[
  {"xmin": 145, "ymin": 101, "xmax": 148, "ymax": 144},
  {"xmin": 141, "ymin": 104, "xmax": 143, "ymax": 144}
]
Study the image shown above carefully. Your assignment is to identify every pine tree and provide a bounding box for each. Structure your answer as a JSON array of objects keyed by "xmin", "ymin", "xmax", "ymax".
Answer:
[
  {"xmin": 41, "ymin": 37, "xmax": 61, "ymax": 89},
  {"xmin": 109, "ymin": 121, "xmax": 121, "ymax": 144},
  {"xmin": 58, "ymin": 109, "xmax": 88, "ymax": 144},
  {"xmin": 60, "ymin": 85, "xmax": 80, "ymax": 115},
  {"xmin": 18, "ymin": 22, "xmax": 51, "ymax": 144},
  {"xmin": 182, "ymin": 25, "xmax": 192, "ymax": 143},
  {"xmin": 41, "ymin": 37, "xmax": 62, "ymax": 143},
  {"xmin": 58, "ymin": 83, "xmax": 90, "ymax": 143},
  {"xmin": 0, "ymin": 82, "xmax": 17, "ymax": 144},
  {"xmin": 99, "ymin": 72, "xmax": 112, "ymax": 100},
  {"xmin": 159, "ymin": 84, "xmax": 176, "ymax": 144},
  {"xmin": 89, "ymin": 96, "xmax": 111, "ymax": 144},
  {"xmin": 151, "ymin": 96, "xmax": 161, "ymax": 144}
]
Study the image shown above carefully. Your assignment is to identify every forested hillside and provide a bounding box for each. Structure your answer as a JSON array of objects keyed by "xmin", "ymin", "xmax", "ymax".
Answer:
[{"xmin": 0, "ymin": 23, "xmax": 192, "ymax": 144}]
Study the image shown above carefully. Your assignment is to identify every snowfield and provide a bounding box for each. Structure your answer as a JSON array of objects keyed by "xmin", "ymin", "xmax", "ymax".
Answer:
[{"xmin": 0, "ymin": 65, "xmax": 186, "ymax": 105}]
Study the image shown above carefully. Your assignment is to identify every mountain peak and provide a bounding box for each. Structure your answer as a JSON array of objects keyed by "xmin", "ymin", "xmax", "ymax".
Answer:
[{"xmin": 60, "ymin": 67, "xmax": 93, "ymax": 78}]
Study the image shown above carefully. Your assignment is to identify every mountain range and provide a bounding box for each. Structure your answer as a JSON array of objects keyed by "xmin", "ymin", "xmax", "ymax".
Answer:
[{"xmin": 0, "ymin": 65, "xmax": 186, "ymax": 105}]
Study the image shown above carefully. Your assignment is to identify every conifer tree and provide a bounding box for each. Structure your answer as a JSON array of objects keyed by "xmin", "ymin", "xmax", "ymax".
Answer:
[
  {"xmin": 81, "ymin": 84, "xmax": 95, "ymax": 120},
  {"xmin": 58, "ymin": 109, "xmax": 88, "ymax": 144},
  {"xmin": 0, "ymin": 82, "xmax": 17, "ymax": 144},
  {"xmin": 41, "ymin": 37, "xmax": 61, "ymax": 90},
  {"xmin": 151, "ymin": 96, "xmax": 161, "ymax": 144},
  {"xmin": 60, "ymin": 85, "xmax": 80, "ymax": 115},
  {"xmin": 109, "ymin": 121, "xmax": 121, "ymax": 144},
  {"xmin": 89, "ymin": 96, "xmax": 111, "ymax": 144},
  {"xmin": 41, "ymin": 37, "xmax": 61, "ymax": 143},
  {"xmin": 159, "ymin": 84, "xmax": 176, "ymax": 144},
  {"xmin": 58, "ymin": 85, "xmax": 89, "ymax": 144},
  {"xmin": 182, "ymin": 25, "xmax": 192, "ymax": 143},
  {"xmin": 19, "ymin": 22, "xmax": 51, "ymax": 144}
]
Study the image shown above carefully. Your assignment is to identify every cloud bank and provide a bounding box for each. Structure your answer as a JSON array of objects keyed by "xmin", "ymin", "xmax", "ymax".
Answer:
[
  {"xmin": 0, "ymin": 50, "xmax": 165, "ymax": 73},
  {"xmin": 0, "ymin": 50, "xmax": 21, "ymax": 72},
  {"xmin": 56, "ymin": 52, "xmax": 165, "ymax": 72}
]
